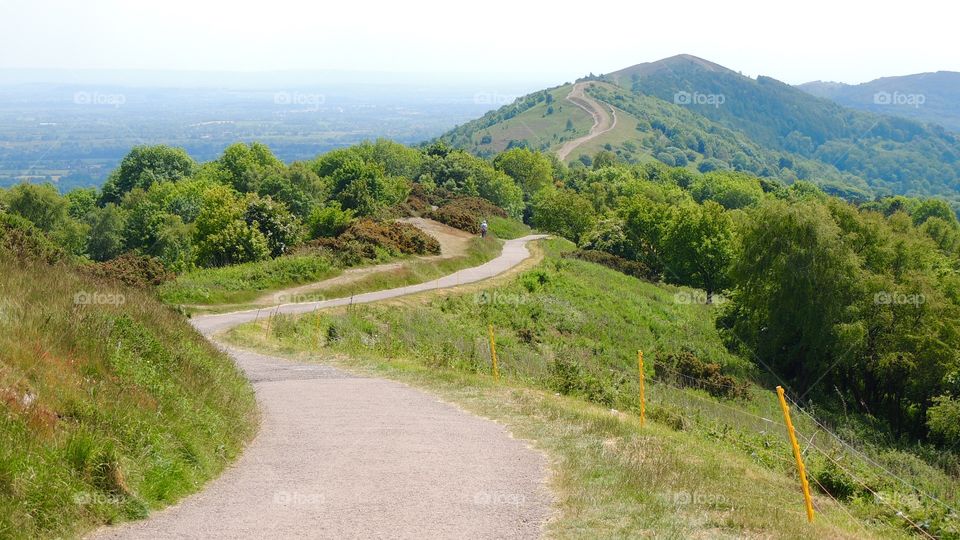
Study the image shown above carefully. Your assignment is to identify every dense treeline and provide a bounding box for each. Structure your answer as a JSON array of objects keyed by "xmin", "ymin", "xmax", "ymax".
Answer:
[
  {"xmin": 2, "ymin": 141, "xmax": 958, "ymax": 447},
  {"xmin": 617, "ymin": 63, "xmax": 960, "ymax": 202},
  {"xmin": 0, "ymin": 140, "xmax": 522, "ymax": 273},
  {"xmin": 521, "ymin": 150, "xmax": 960, "ymax": 445}
]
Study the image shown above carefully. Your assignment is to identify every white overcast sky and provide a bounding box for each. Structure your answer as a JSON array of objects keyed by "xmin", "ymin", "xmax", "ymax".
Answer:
[{"xmin": 1, "ymin": 0, "xmax": 956, "ymax": 85}]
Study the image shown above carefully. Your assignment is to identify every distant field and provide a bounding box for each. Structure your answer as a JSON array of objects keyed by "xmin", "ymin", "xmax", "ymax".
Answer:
[{"xmin": 0, "ymin": 84, "xmax": 516, "ymax": 190}]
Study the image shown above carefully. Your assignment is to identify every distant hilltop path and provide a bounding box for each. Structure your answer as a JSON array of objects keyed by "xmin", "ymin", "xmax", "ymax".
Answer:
[{"xmin": 556, "ymin": 82, "xmax": 618, "ymax": 160}]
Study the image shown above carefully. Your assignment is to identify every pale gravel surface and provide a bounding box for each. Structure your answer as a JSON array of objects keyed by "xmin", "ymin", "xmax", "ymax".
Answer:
[
  {"xmin": 556, "ymin": 82, "xmax": 618, "ymax": 161},
  {"xmin": 89, "ymin": 234, "xmax": 551, "ymax": 540}
]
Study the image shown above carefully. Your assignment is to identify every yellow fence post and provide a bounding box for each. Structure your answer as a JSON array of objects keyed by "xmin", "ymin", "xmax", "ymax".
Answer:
[
  {"xmin": 488, "ymin": 324, "xmax": 500, "ymax": 382},
  {"xmin": 638, "ymin": 350, "xmax": 646, "ymax": 427},
  {"xmin": 777, "ymin": 386, "xmax": 815, "ymax": 523}
]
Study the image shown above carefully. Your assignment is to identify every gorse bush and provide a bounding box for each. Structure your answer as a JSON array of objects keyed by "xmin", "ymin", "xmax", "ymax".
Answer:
[
  {"xmin": 656, "ymin": 351, "xmax": 749, "ymax": 400},
  {"xmin": 81, "ymin": 253, "xmax": 173, "ymax": 289},
  {"xmin": 0, "ymin": 212, "xmax": 66, "ymax": 264},
  {"xmin": 429, "ymin": 197, "xmax": 508, "ymax": 234},
  {"xmin": 562, "ymin": 249, "xmax": 657, "ymax": 281},
  {"xmin": 337, "ymin": 219, "xmax": 441, "ymax": 256}
]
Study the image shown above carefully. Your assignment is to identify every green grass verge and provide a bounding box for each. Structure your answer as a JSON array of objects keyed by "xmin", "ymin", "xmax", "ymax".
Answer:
[
  {"xmin": 288, "ymin": 237, "xmax": 503, "ymax": 303},
  {"xmin": 488, "ymin": 216, "xmax": 533, "ymax": 240},
  {"xmin": 0, "ymin": 259, "xmax": 257, "ymax": 539},
  {"xmin": 158, "ymin": 253, "xmax": 342, "ymax": 306},
  {"xmin": 223, "ymin": 237, "xmax": 957, "ymax": 538}
]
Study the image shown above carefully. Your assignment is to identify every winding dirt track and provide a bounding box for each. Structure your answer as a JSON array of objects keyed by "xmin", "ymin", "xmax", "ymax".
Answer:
[
  {"xmin": 253, "ymin": 218, "xmax": 472, "ymax": 306},
  {"xmin": 556, "ymin": 82, "xmax": 618, "ymax": 161},
  {"xmin": 89, "ymin": 235, "xmax": 552, "ymax": 540}
]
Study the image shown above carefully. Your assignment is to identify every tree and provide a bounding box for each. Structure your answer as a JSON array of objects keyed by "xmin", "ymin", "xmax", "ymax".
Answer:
[
  {"xmin": 660, "ymin": 201, "xmax": 735, "ymax": 301},
  {"xmin": 243, "ymin": 195, "xmax": 301, "ymax": 257},
  {"xmin": 100, "ymin": 146, "xmax": 196, "ymax": 204},
  {"xmin": 493, "ymin": 148, "xmax": 554, "ymax": 197},
  {"xmin": 87, "ymin": 204, "xmax": 128, "ymax": 261},
  {"xmin": 257, "ymin": 162, "xmax": 329, "ymax": 217},
  {"xmin": 332, "ymin": 159, "xmax": 409, "ymax": 216},
  {"xmin": 196, "ymin": 220, "xmax": 269, "ymax": 267},
  {"xmin": 65, "ymin": 188, "xmax": 97, "ymax": 220},
  {"xmin": 530, "ymin": 188, "xmax": 596, "ymax": 243},
  {"xmin": 418, "ymin": 149, "xmax": 522, "ymax": 216},
  {"xmin": 911, "ymin": 198, "xmax": 957, "ymax": 226},
  {"xmin": 215, "ymin": 142, "xmax": 284, "ymax": 193},
  {"xmin": 580, "ymin": 215, "xmax": 636, "ymax": 260},
  {"xmin": 689, "ymin": 171, "xmax": 765, "ymax": 209},
  {"xmin": 592, "ymin": 151, "xmax": 617, "ymax": 170},
  {"xmin": 719, "ymin": 199, "xmax": 860, "ymax": 386},
  {"xmin": 4, "ymin": 183, "xmax": 68, "ymax": 232}
]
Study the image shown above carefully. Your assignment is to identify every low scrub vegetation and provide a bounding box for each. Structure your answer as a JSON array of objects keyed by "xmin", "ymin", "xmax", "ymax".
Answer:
[
  {"xmin": 429, "ymin": 196, "xmax": 508, "ymax": 234},
  {"xmin": 561, "ymin": 249, "xmax": 656, "ymax": 281}
]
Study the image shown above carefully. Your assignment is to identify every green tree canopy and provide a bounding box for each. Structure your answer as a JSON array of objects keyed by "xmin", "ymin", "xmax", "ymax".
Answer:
[{"xmin": 100, "ymin": 145, "xmax": 196, "ymax": 204}]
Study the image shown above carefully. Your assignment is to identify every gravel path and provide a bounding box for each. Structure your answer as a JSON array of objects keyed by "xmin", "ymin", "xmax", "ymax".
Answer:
[
  {"xmin": 252, "ymin": 217, "xmax": 473, "ymax": 306},
  {"xmin": 556, "ymin": 82, "xmax": 618, "ymax": 161},
  {"xmin": 89, "ymin": 234, "xmax": 551, "ymax": 539}
]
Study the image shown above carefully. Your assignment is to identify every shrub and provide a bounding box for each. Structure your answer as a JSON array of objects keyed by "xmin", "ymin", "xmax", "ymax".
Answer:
[
  {"xmin": 308, "ymin": 203, "xmax": 355, "ymax": 238},
  {"xmin": 562, "ymin": 249, "xmax": 657, "ymax": 281},
  {"xmin": 927, "ymin": 395, "xmax": 960, "ymax": 443},
  {"xmin": 648, "ymin": 405, "xmax": 691, "ymax": 431},
  {"xmin": 813, "ymin": 463, "xmax": 861, "ymax": 501},
  {"xmin": 81, "ymin": 253, "xmax": 173, "ymax": 288},
  {"xmin": 295, "ymin": 219, "xmax": 440, "ymax": 262},
  {"xmin": 338, "ymin": 220, "xmax": 440, "ymax": 256},
  {"xmin": 656, "ymin": 351, "xmax": 749, "ymax": 400},
  {"xmin": 429, "ymin": 197, "xmax": 508, "ymax": 234},
  {"xmin": 547, "ymin": 356, "xmax": 613, "ymax": 406},
  {"xmin": 409, "ymin": 183, "xmax": 455, "ymax": 207},
  {"xmin": 395, "ymin": 194, "xmax": 432, "ymax": 217},
  {"xmin": 0, "ymin": 212, "xmax": 66, "ymax": 264}
]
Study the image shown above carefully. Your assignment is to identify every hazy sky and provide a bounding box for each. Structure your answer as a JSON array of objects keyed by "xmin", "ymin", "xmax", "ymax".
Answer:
[{"xmin": 2, "ymin": 0, "xmax": 957, "ymax": 85}]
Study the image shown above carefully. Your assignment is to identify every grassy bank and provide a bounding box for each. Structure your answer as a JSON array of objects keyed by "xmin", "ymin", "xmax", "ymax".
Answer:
[
  {"xmin": 487, "ymin": 216, "xmax": 533, "ymax": 239},
  {"xmin": 158, "ymin": 253, "xmax": 342, "ymax": 306},
  {"xmin": 0, "ymin": 259, "xmax": 257, "ymax": 539},
  {"xmin": 223, "ymin": 238, "xmax": 958, "ymax": 538},
  {"xmin": 310, "ymin": 237, "xmax": 502, "ymax": 301}
]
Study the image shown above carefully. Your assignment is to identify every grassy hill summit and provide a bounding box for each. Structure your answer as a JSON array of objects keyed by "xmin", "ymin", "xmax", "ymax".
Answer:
[{"xmin": 440, "ymin": 54, "xmax": 960, "ymax": 208}]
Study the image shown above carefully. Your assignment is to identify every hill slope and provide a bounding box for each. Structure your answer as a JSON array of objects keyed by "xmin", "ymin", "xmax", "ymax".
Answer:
[
  {"xmin": 0, "ymin": 215, "xmax": 257, "ymax": 538},
  {"xmin": 440, "ymin": 55, "xmax": 960, "ymax": 205},
  {"xmin": 799, "ymin": 71, "xmax": 960, "ymax": 132}
]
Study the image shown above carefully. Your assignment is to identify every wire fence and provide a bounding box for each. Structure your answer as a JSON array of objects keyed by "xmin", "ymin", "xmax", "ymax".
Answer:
[{"xmin": 637, "ymin": 358, "xmax": 958, "ymax": 538}]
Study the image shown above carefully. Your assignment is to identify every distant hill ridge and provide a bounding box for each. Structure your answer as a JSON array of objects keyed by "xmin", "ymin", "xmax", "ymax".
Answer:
[
  {"xmin": 799, "ymin": 71, "xmax": 960, "ymax": 131},
  {"xmin": 440, "ymin": 54, "xmax": 960, "ymax": 207}
]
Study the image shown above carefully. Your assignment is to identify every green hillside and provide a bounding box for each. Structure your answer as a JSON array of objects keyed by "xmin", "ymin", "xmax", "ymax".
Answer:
[
  {"xmin": 0, "ymin": 216, "xmax": 257, "ymax": 538},
  {"xmin": 440, "ymin": 55, "xmax": 960, "ymax": 207},
  {"xmin": 800, "ymin": 71, "xmax": 960, "ymax": 132}
]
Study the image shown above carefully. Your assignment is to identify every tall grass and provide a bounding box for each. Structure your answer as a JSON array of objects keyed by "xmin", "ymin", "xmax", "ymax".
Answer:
[
  {"xmin": 0, "ymin": 258, "xmax": 257, "ymax": 538},
  {"xmin": 487, "ymin": 216, "xmax": 533, "ymax": 239}
]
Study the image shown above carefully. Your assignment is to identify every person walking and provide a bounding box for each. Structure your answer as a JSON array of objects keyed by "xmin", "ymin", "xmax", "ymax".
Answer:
[{"xmin": 480, "ymin": 219, "xmax": 488, "ymax": 239}]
